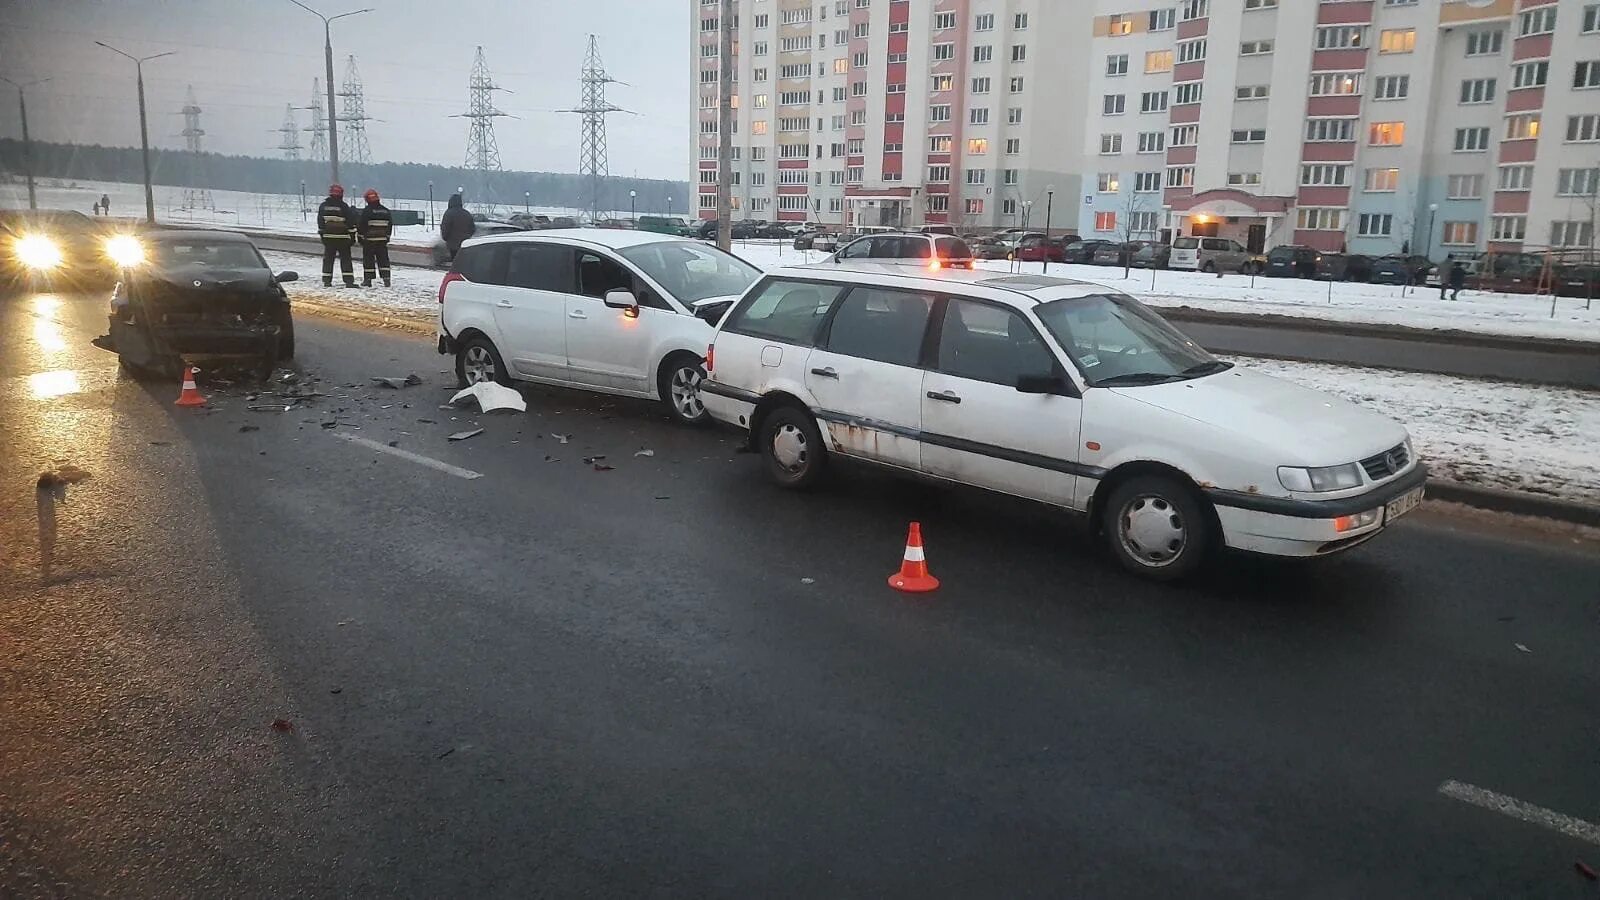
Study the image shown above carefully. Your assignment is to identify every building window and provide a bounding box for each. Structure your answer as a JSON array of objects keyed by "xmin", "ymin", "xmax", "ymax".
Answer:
[
  {"xmin": 1585, "ymin": 4, "xmax": 1600, "ymax": 33},
  {"xmin": 1556, "ymin": 167, "xmax": 1600, "ymax": 196},
  {"xmin": 970, "ymin": 108, "xmax": 989, "ymax": 125},
  {"xmin": 975, "ymin": 12, "xmax": 995, "ymax": 31},
  {"xmin": 931, "ymin": 74, "xmax": 953, "ymax": 92},
  {"xmin": 928, "ymin": 165, "xmax": 951, "ymax": 182},
  {"xmin": 1177, "ymin": 39, "xmax": 1207, "ymax": 63},
  {"xmin": 1512, "ymin": 60, "xmax": 1549, "ymax": 90},
  {"xmin": 1003, "ymin": 168, "xmax": 1019, "ymax": 185},
  {"xmin": 1149, "ymin": 8, "xmax": 1175, "ymax": 30},
  {"xmin": 1551, "ymin": 221, "xmax": 1596, "ymax": 247},
  {"xmin": 1010, "ymin": 76, "xmax": 1025, "ymax": 93},
  {"xmin": 1170, "ymin": 124, "xmax": 1199, "ymax": 146},
  {"xmin": 1180, "ymin": 0, "xmax": 1209, "ymax": 22},
  {"xmin": 846, "ymin": 166, "xmax": 863, "ymax": 183},
  {"xmin": 968, "ymin": 138, "xmax": 988, "ymax": 154},
  {"xmin": 1568, "ymin": 114, "xmax": 1600, "ymax": 142},
  {"xmin": 1137, "ymin": 131, "xmax": 1164, "ymax": 153},
  {"xmin": 1368, "ymin": 122, "xmax": 1404, "ymax": 146},
  {"xmin": 1504, "ymin": 114, "xmax": 1540, "ymax": 141},
  {"xmin": 1316, "ymin": 25, "xmax": 1366, "ymax": 50},
  {"xmin": 1442, "ymin": 222, "xmax": 1478, "ymax": 245},
  {"xmin": 1227, "ymin": 172, "xmax": 1263, "ymax": 187},
  {"xmin": 1364, "ymin": 168, "xmax": 1399, "ymax": 192},
  {"xmin": 1236, "ymin": 85, "xmax": 1269, "ymax": 100},
  {"xmin": 1357, "ymin": 213, "xmax": 1393, "ymax": 237},
  {"xmin": 1240, "ymin": 40, "xmax": 1275, "ymax": 55},
  {"xmin": 1146, "ymin": 50, "xmax": 1173, "ymax": 74},
  {"xmin": 1005, "ymin": 138, "xmax": 1021, "ymax": 154},
  {"xmin": 1373, "ymin": 75, "xmax": 1409, "ymax": 100},
  {"xmin": 1230, "ymin": 128, "xmax": 1266, "ymax": 144},
  {"xmin": 1101, "ymin": 133, "xmax": 1123, "ymax": 154},
  {"xmin": 933, "ymin": 43, "xmax": 954, "ymax": 62},
  {"xmin": 1173, "ymin": 82, "xmax": 1202, "ymax": 105},
  {"xmin": 1446, "ymin": 174, "xmax": 1483, "ymax": 199},
  {"xmin": 929, "ymin": 136, "xmax": 952, "ymax": 153},
  {"xmin": 972, "ymin": 77, "xmax": 992, "ymax": 93},
  {"xmin": 1103, "ymin": 94, "xmax": 1126, "ymax": 115},
  {"xmin": 1007, "ymin": 107, "xmax": 1023, "ymax": 124},
  {"xmin": 750, "ymin": 121, "xmax": 767, "ymax": 135},
  {"xmin": 930, "ymin": 104, "xmax": 951, "ymax": 122},
  {"xmin": 964, "ymin": 198, "xmax": 984, "ymax": 215},
  {"xmin": 1305, "ymin": 118, "xmax": 1356, "ymax": 142},
  {"xmin": 1134, "ymin": 171, "xmax": 1163, "ymax": 192},
  {"xmin": 1310, "ymin": 73, "xmax": 1362, "ymax": 96},
  {"xmin": 1573, "ymin": 60, "xmax": 1600, "ymax": 89},
  {"xmin": 928, "ymin": 196, "xmax": 949, "ymax": 214},
  {"xmin": 1498, "ymin": 164, "xmax": 1533, "ymax": 191},
  {"xmin": 966, "ymin": 169, "xmax": 987, "ymax": 185},
  {"xmin": 1095, "ymin": 211, "xmax": 1118, "ymax": 232},
  {"xmin": 1296, "ymin": 207, "xmax": 1346, "ymax": 231},
  {"xmin": 1518, "ymin": 6, "xmax": 1556, "ymax": 37},
  {"xmin": 973, "ymin": 45, "xmax": 993, "ymax": 63},
  {"xmin": 1011, "ymin": 45, "xmax": 1027, "ymax": 63},
  {"xmin": 1301, "ymin": 164, "xmax": 1350, "ymax": 187},
  {"xmin": 1107, "ymin": 14, "xmax": 1134, "ymax": 36},
  {"xmin": 1107, "ymin": 54, "xmax": 1129, "ymax": 76},
  {"xmin": 1454, "ymin": 127, "xmax": 1490, "ymax": 151},
  {"xmin": 1141, "ymin": 91, "xmax": 1169, "ymax": 113},
  {"xmin": 1097, "ymin": 173, "xmax": 1120, "ymax": 192},
  {"xmin": 1490, "ymin": 215, "xmax": 1526, "ymax": 242},
  {"xmin": 1379, "ymin": 29, "xmax": 1416, "ymax": 54},
  {"xmin": 1466, "ymin": 30, "xmax": 1504, "ymax": 56},
  {"xmin": 1460, "ymin": 78, "xmax": 1496, "ymax": 104},
  {"xmin": 1244, "ymin": 0, "xmax": 1278, "ymax": 8},
  {"xmin": 935, "ymin": 11, "xmax": 956, "ymax": 29},
  {"xmin": 1015, "ymin": 13, "xmax": 1029, "ymax": 29},
  {"xmin": 1166, "ymin": 166, "xmax": 1194, "ymax": 188}
]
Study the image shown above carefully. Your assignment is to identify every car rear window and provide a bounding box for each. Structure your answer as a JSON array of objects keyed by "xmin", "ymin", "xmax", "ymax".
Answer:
[
  {"xmin": 935, "ymin": 237, "xmax": 972, "ymax": 259},
  {"xmin": 1172, "ymin": 238, "xmax": 1199, "ymax": 249},
  {"xmin": 723, "ymin": 278, "xmax": 846, "ymax": 345}
]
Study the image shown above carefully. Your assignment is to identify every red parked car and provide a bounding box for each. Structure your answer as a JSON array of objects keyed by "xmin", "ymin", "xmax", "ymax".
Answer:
[{"xmin": 1013, "ymin": 235, "xmax": 1066, "ymax": 263}]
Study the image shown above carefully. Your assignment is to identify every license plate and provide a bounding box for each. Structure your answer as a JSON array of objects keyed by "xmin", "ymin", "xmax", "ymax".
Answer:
[{"xmin": 1385, "ymin": 487, "xmax": 1424, "ymax": 523}]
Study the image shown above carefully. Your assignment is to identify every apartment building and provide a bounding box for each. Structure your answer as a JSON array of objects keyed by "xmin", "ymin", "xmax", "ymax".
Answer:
[
  {"xmin": 689, "ymin": 0, "xmax": 1094, "ymax": 229},
  {"xmin": 693, "ymin": 0, "xmax": 1600, "ymax": 258}
]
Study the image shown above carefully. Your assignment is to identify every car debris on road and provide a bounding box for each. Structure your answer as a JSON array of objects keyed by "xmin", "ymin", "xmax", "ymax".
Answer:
[
  {"xmin": 448, "ymin": 429, "xmax": 485, "ymax": 442},
  {"xmin": 450, "ymin": 382, "xmax": 526, "ymax": 414}
]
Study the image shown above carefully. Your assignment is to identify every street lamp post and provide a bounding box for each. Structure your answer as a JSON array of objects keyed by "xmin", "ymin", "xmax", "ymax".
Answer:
[
  {"xmin": 95, "ymin": 42, "xmax": 175, "ymax": 224},
  {"xmin": 667, "ymin": 196, "xmax": 674, "ymax": 216},
  {"xmin": 286, "ymin": 1, "xmax": 373, "ymax": 187},
  {"xmin": 525, "ymin": 191, "xmax": 531, "ymax": 213},
  {"xmin": 630, "ymin": 190, "xmax": 637, "ymax": 220},
  {"xmin": 1022, "ymin": 200, "xmax": 1033, "ymax": 230},
  {"xmin": 1043, "ymin": 186, "xmax": 1056, "ymax": 274},
  {"xmin": 1426, "ymin": 203, "xmax": 1439, "ymax": 262},
  {"xmin": 0, "ymin": 76, "xmax": 48, "ymax": 211},
  {"xmin": 300, "ymin": 180, "xmax": 307, "ymax": 221}
]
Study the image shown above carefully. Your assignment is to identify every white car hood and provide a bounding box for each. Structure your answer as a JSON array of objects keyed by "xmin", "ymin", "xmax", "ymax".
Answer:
[{"xmin": 1110, "ymin": 367, "xmax": 1408, "ymax": 467}]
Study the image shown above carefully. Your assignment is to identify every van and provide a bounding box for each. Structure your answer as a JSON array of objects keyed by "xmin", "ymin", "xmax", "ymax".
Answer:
[{"xmin": 1169, "ymin": 237, "xmax": 1253, "ymax": 273}]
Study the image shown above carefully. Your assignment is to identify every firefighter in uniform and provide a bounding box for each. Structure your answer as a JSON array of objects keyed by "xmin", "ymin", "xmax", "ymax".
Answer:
[
  {"xmin": 317, "ymin": 184, "xmax": 357, "ymax": 287},
  {"xmin": 358, "ymin": 189, "xmax": 394, "ymax": 287}
]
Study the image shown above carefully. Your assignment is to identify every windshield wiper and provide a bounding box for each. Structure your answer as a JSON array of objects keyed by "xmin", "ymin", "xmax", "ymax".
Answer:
[
  {"xmin": 1093, "ymin": 372, "xmax": 1184, "ymax": 386},
  {"xmin": 1179, "ymin": 360, "xmax": 1233, "ymax": 378}
]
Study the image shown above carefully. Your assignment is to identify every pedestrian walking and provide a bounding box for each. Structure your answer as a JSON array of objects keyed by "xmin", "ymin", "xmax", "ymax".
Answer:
[
  {"xmin": 92, "ymin": 200, "xmax": 101, "ymax": 216},
  {"xmin": 1445, "ymin": 260, "xmax": 1466, "ymax": 301},
  {"xmin": 317, "ymin": 184, "xmax": 358, "ymax": 288},
  {"xmin": 100, "ymin": 194, "xmax": 111, "ymax": 216},
  {"xmin": 358, "ymin": 189, "xmax": 393, "ymax": 287},
  {"xmin": 440, "ymin": 193, "xmax": 475, "ymax": 262}
]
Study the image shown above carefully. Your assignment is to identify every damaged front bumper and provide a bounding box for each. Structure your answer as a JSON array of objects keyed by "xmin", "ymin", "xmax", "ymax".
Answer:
[{"xmin": 96, "ymin": 315, "xmax": 284, "ymax": 373}]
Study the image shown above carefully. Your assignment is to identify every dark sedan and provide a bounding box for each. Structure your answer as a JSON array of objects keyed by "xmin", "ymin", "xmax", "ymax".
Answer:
[
  {"xmin": 1264, "ymin": 245, "xmax": 1320, "ymax": 278},
  {"xmin": 1065, "ymin": 239, "xmax": 1117, "ymax": 264},
  {"xmin": 1013, "ymin": 235, "xmax": 1066, "ymax": 263},
  {"xmin": 1, "ymin": 209, "xmax": 126, "ymax": 289},
  {"xmin": 1315, "ymin": 253, "xmax": 1373, "ymax": 282},
  {"xmin": 1368, "ymin": 255, "xmax": 1432, "ymax": 285}
]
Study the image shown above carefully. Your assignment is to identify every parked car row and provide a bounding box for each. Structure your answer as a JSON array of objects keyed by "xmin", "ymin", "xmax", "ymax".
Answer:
[{"xmin": 436, "ymin": 229, "xmax": 1425, "ymax": 583}]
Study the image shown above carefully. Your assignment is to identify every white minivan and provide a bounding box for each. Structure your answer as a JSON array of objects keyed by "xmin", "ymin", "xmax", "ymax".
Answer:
[
  {"xmin": 700, "ymin": 264, "xmax": 1425, "ymax": 580},
  {"xmin": 437, "ymin": 229, "xmax": 760, "ymax": 424}
]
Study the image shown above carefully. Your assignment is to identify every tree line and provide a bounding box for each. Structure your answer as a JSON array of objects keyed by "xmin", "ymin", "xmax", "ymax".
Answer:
[{"xmin": 0, "ymin": 139, "xmax": 688, "ymax": 212}]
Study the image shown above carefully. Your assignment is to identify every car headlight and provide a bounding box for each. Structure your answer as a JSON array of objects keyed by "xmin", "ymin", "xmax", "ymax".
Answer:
[
  {"xmin": 15, "ymin": 234, "xmax": 63, "ymax": 270},
  {"xmin": 1278, "ymin": 463, "xmax": 1364, "ymax": 493},
  {"xmin": 104, "ymin": 235, "xmax": 145, "ymax": 267}
]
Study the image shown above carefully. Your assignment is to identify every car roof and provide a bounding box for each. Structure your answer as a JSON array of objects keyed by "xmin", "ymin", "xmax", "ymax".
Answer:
[
  {"xmin": 144, "ymin": 229, "xmax": 257, "ymax": 243},
  {"xmin": 774, "ymin": 261, "xmax": 1120, "ymax": 307},
  {"xmin": 467, "ymin": 226, "xmax": 691, "ymax": 251}
]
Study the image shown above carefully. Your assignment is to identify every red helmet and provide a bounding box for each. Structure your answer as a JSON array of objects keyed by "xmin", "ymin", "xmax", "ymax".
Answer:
[
  {"xmin": 364, "ymin": 189, "xmax": 380, "ymax": 204},
  {"xmin": 329, "ymin": 184, "xmax": 344, "ymax": 198}
]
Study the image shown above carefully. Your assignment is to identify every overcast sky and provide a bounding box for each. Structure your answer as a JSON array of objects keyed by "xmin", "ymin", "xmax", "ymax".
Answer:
[{"xmin": 0, "ymin": 0, "xmax": 691, "ymax": 180}]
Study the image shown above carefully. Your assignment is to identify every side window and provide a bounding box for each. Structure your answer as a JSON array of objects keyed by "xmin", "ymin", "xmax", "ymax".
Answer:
[
  {"xmin": 505, "ymin": 243, "xmax": 574, "ymax": 292},
  {"xmin": 839, "ymin": 238, "xmax": 873, "ymax": 259},
  {"xmin": 452, "ymin": 244, "xmax": 502, "ymax": 283},
  {"xmin": 1201, "ymin": 238, "xmax": 1226, "ymax": 251},
  {"xmin": 576, "ymin": 252, "xmax": 634, "ymax": 299},
  {"xmin": 936, "ymin": 298, "xmax": 1057, "ymax": 386},
  {"xmin": 823, "ymin": 287, "xmax": 935, "ymax": 367},
  {"xmin": 723, "ymin": 278, "xmax": 846, "ymax": 345}
]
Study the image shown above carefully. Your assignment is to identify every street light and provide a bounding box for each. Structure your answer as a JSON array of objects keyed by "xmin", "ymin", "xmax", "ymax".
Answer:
[
  {"xmin": 0, "ymin": 76, "xmax": 49, "ymax": 211},
  {"xmin": 630, "ymin": 189, "xmax": 637, "ymax": 220},
  {"xmin": 1021, "ymin": 200, "xmax": 1034, "ymax": 230},
  {"xmin": 94, "ymin": 42, "xmax": 175, "ymax": 224},
  {"xmin": 285, "ymin": 0, "xmax": 372, "ymax": 186},
  {"xmin": 428, "ymin": 180, "xmax": 434, "ymax": 227},
  {"xmin": 524, "ymin": 190, "xmax": 531, "ymax": 213},
  {"xmin": 667, "ymin": 195, "xmax": 673, "ymax": 215},
  {"xmin": 1426, "ymin": 202, "xmax": 1440, "ymax": 261},
  {"xmin": 1043, "ymin": 186, "xmax": 1056, "ymax": 274}
]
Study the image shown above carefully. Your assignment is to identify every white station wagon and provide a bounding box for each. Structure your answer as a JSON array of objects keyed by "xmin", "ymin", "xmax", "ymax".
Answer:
[
  {"xmin": 700, "ymin": 264, "xmax": 1426, "ymax": 580},
  {"xmin": 437, "ymin": 229, "xmax": 760, "ymax": 424}
]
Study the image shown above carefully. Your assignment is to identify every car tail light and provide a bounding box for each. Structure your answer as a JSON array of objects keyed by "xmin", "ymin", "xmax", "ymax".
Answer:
[
  {"xmin": 928, "ymin": 258, "xmax": 943, "ymax": 271},
  {"xmin": 705, "ymin": 345, "xmax": 715, "ymax": 373},
  {"xmin": 438, "ymin": 270, "xmax": 465, "ymax": 303}
]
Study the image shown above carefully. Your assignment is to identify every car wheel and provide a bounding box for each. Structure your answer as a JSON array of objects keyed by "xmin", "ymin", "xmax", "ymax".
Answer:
[
  {"xmin": 760, "ymin": 405, "xmax": 827, "ymax": 489},
  {"xmin": 1104, "ymin": 475, "xmax": 1211, "ymax": 581},
  {"xmin": 659, "ymin": 353, "xmax": 709, "ymax": 426},
  {"xmin": 455, "ymin": 335, "xmax": 511, "ymax": 387}
]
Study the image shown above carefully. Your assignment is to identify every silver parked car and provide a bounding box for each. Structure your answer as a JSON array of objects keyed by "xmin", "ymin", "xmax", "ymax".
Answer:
[{"xmin": 1170, "ymin": 237, "xmax": 1253, "ymax": 273}]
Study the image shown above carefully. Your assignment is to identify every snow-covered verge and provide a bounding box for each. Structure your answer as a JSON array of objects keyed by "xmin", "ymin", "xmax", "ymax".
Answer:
[
  {"xmin": 1229, "ymin": 357, "xmax": 1600, "ymax": 505},
  {"xmin": 264, "ymin": 250, "xmax": 442, "ymax": 316}
]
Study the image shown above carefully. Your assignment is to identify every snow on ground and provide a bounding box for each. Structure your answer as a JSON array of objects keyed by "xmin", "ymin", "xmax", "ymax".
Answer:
[
  {"xmin": 725, "ymin": 241, "xmax": 1600, "ymax": 344},
  {"xmin": 263, "ymin": 250, "xmax": 443, "ymax": 314},
  {"xmin": 1229, "ymin": 357, "xmax": 1600, "ymax": 505}
]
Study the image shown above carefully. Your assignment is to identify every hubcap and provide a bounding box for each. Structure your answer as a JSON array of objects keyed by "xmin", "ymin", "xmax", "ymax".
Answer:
[
  {"xmin": 670, "ymin": 365, "xmax": 705, "ymax": 420},
  {"xmin": 771, "ymin": 423, "xmax": 808, "ymax": 472},
  {"xmin": 1118, "ymin": 494, "xmax": 1187, "ymax": 568},
  {"xmin": 463, "ymin": 346, "xmax": 496, "ymax": 384}
]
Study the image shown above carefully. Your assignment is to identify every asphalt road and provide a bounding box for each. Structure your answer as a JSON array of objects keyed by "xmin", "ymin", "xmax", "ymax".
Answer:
[{"xmin": 4, "ymin": 288, "xmax": 1599, "ymax": 899}]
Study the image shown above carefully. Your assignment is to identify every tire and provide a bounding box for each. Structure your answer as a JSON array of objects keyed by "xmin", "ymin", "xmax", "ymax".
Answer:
[
  {"xmin": 658, "ymin": 353, "xmax": 710, "ymax": 426},
  {"xmin": 1103, "ymin": 475, "xmax": 1212, "ymax": 582},
  {"xmin": 758, "ymin": 405, "xmax": 827, "ymax": 489},
  {"xmin": 455, "ymin": 334, "xmax": 512, "ymax": 387}
]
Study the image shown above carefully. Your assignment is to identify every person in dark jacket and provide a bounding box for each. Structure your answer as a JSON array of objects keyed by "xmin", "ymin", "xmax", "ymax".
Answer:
[
  {"xmin": 317, "ymin": 184, "xmax": 358, "ymax": 287},
  {"xmin": 358, "ymin": 189, "xmax": 393, "ymax": 287},
  {"xmin": 1444, "ymin": 261, "xmax": 1467, "ymax": 301},
  {"xmin": 439, "ymin": 193, "xmax": 475, "ymax": 261}
]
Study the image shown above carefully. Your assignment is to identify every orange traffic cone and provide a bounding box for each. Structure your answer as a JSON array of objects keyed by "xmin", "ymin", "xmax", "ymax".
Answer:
[
  {"xmin": 887, "ymin": 522, "xmax": 939, "ymax": 593},
  {"xmin": 174, "ymin": 365, "xmax": 206, "ymax": 407}
]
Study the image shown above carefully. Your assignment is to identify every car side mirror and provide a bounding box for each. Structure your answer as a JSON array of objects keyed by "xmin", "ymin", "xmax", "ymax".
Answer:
[
  {"xmin": 275, "ymin": 271, "xmax": 299, "ymax": 283},
  {"xmin": 604, "ymin": 288, "xmax": 639, "ymax": 315},
  {"xmin": 1016, "ymin": 374, "xmax": 1069, "ymax": 395}
]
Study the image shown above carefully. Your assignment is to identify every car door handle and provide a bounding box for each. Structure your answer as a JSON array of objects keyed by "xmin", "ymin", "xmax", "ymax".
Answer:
[
  {"xmin": 569, "ymin": 310, "xmax": 588, "ymax": 319},
  {"xmin": 810, "ymin": 367, "xmax": 838, "ymax": 379},
  {"xmin": 496, "ymin": 300, "xmax": 513, "ymax": 308},
  {"xmin": 926, "ymin": 390, "xmax": 962, "ymax": 404}
]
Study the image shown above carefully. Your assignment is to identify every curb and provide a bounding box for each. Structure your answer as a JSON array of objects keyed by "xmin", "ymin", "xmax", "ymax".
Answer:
[
  {"xmin": 1158, "ymin": 306, "xmax": 1599, "ymax": 355},
  {"xmin": 292, "ymin": 299, "xmax": 436, "ymax": 337},
  {"xmin": 1426, "ymin": 479, "xmax": 1600, "ymax": 528}
]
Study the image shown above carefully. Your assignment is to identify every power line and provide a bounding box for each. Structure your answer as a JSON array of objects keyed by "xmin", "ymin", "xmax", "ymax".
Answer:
[
  {"xmin": 560, "ymin": 34, "xmax": 631, "ymax": 221},
  {"xmin": 180, "ymin": 84, "xmax": 214, "ymax": 209},
  {"xmin": 452, "ymin": 46, "xmax": 512, "ymax": 212},
  {"xmin": 337, "ymin": 54, "xmax": 371, "ymax": 167},
  {"xmin": 301, "ymin": 77, "xmax": 327, "ymax": 161}
]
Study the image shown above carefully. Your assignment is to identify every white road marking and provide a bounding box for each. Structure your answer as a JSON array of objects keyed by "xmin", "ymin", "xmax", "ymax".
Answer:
[
  {"xmin": 1437, "ymin": 780, "xmax": 1600, "ymax": 846},
  {"xmin": 331, "ymin": 432, "xmax": 484, "ymax": 480}
]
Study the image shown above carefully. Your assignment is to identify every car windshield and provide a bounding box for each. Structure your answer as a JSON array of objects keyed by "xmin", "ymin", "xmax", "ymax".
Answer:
[
  {"xmin": 1035, "ymin": 292, "xmax": 1226, "ymax": 387},
  {"xmin": 618, "ymin": 240, "xmax": 761, "ymax": 303},
  {"xmin": 148, "ymin": 240, "xmax": 266, "ymax": 272}
]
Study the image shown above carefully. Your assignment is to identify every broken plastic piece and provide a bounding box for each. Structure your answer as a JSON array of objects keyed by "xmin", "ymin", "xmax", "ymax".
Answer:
[
  {"xmin": 634, "ymin": 448, "xmax": 655, "ymax": 457},
  {"xmin": 592, "ymin": 463, "xmax": 615, "ymax": 471},
  {"xmin": 551, "ymin": 433, "xmax": 572, "ymax": 444},
  {"xmin": 582, "ymin": 455, "xmax": 606, "ymax": 465},
  {"xmin": 448, "ymin": 428, "xmax": 485, "ymax": 441},
  {"xmin": 451, "ymin": 382, "xmax": 527, "ymax": 414},
  {"xmin": 1576, "ymin": 861, "xmax": 1598, "ymax": 882},
  {"xmin": 270, "ymin": 718, "xmax": 295, "ymax": 733},
  {"xmin": 371, "ymin": 374, "xmax": 423, "ymax": 389},
  {"xmin": 1514, "ymin": 643, "xmax": 1531, "ymax": 653}
]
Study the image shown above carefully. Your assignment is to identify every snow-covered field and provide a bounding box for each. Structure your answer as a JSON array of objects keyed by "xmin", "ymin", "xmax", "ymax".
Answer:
[{"xmin": 259, "ymin": 248, "xmax": 1600, "ymax": 506}]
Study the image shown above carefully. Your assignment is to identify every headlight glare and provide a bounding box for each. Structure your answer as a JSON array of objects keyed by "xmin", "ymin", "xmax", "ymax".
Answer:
[
  {"xmin": 15, "ymin": 234, "xmax": 63, "ymax": 270},
  {"xmin": 1278, "ymin": 463, "xmax": 1365, "ymax": 493},
  {"xmin": 104, "ymin": 235, "xmax": 145, "ymax": 267}
]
